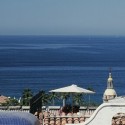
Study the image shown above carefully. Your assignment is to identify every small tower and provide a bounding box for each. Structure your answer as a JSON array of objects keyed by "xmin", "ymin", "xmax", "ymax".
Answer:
[{"xmin": 103, "ymin": 72, "xmax": 117, "ymax": 102}]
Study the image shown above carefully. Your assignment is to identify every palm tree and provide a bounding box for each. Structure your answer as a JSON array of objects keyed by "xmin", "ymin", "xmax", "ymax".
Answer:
[
  {"xmin": 73, "ymin": 93, "xmax": 84, "ymax": 106},
  {"xmin": 21, "ymin": 88, "xmax": 33, "ymax": 106},
  {"xmin": 60, "ymin": 93, "xmax": 70, "ymax": 106},
  {"xmin": 48, "ymin": 92, "xmax": 59, "ymax": 106},
  {"xmin": 41, "ymin": 91, "xmax": 49, "ymax": 106}
]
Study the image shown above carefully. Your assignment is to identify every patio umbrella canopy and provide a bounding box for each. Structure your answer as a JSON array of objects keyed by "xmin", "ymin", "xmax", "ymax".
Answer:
[
  {"xmin": 49, "ymin": 84, "xmax": 95, "ymax": 94},
  {"xmin": 49, "ymin": 84, "xmax": 95, "ymax": 108}
]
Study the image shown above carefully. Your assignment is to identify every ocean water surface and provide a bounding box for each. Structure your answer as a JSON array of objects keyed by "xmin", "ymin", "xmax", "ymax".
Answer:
[{"xmin": 0, "ymin": 35, "xmax": 125, "ymax": 104}]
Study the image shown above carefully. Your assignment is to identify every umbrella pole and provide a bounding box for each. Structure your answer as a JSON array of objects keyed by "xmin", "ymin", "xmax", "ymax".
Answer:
[{"xmin": 71, "ymin": 93, "xmax": 73, "ymax": 113}]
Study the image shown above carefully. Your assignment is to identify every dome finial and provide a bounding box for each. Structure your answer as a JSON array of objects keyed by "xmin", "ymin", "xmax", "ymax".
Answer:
[{"xmin": 109, "ymin": 67, "xmax": 112, "ymax": 78}]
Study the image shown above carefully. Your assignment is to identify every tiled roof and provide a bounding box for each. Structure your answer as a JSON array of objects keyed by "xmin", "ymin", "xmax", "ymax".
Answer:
[
  {"xmin": 37, "ymin": 111, "xmax": 94, "ymax": 125},
  {"xmin": 0, "ymin": 95, "xmax": 9, "ymax": 104}
]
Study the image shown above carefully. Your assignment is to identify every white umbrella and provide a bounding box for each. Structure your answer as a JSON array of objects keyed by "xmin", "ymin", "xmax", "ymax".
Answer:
[
  {"xmin": 49, "ymin": 84, "xmax": 95, "ymax": 107},
  {"xmin": 49, "ymin": 84, "xmax": 95, "ymax": 94}
]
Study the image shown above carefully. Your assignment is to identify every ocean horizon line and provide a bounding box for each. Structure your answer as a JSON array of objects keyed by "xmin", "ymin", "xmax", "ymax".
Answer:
[
  {"xmin": 0, "ymin": 35, "xmax": 125, "ymax": 38},
  {"xmin": 0, "ymin": 66, "xmax": 125, "ymax": 71}
]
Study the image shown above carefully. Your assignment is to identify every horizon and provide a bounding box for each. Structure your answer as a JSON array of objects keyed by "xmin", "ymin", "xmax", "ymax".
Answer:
[{"xmin": 0, "ymin": 35, "xmax": 125, "ymax": 37}]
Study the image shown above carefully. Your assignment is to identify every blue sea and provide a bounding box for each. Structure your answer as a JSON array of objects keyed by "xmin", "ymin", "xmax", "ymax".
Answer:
[{"xmin": 0, "ymin": 35, "xmax": 125, "ymax": 104}]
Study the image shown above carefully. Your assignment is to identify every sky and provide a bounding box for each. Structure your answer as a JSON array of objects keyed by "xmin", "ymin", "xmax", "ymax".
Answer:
[{"xmin": 0, "ymin": 0, "xmax": 125, "ymax": 36}]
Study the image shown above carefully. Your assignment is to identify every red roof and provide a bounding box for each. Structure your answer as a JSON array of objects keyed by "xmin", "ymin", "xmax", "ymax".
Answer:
[{"xmin": 0, "ymin": 95, "xmax": 9, "ymax": 104}]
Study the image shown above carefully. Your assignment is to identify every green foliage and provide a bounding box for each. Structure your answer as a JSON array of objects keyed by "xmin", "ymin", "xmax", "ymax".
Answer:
[
  {"xmin": 8, "ymin": 97, "xmax": 19, "ymax": 106},
  {"xmin": 60, "ymin": 93, "xmax": 70, "ymax": 106},
  {"xmin": 40, "ymin": 90, "xmax": 49, "ymax": 105},
  {"xmin": 48, "ymin": 92, "xmax": 59, "ymax": 106},
  {"xmin": 21, "ymin": 88, "xmax": 33, "ymax": 106},
  {"xmin": 60, "ymin": 93, "xmax": 70, "ymax": 99},
  {"xmin": 73, "ymin": 93, "xmax": 84, "ymax": 106},
  {"xmin": 2, "ymin": 97, "xmax": 19, "ymax": 106}
]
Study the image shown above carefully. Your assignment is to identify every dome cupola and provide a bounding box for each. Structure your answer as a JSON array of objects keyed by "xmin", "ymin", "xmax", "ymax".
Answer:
[{"xmin": 103, "ymin": 72, "xmax": 117, "ymax": 102}]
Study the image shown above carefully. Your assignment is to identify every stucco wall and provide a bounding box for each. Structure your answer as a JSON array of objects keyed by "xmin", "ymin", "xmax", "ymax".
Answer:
[{"xmin": 66, "ymin": 103, "xmax": 125, "ymax": 125}]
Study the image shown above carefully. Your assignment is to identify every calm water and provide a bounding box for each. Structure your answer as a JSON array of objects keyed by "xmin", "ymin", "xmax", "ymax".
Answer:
[{"xmin": 0, "ymin": 35, "xmax": 125, "ymax": 104}]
